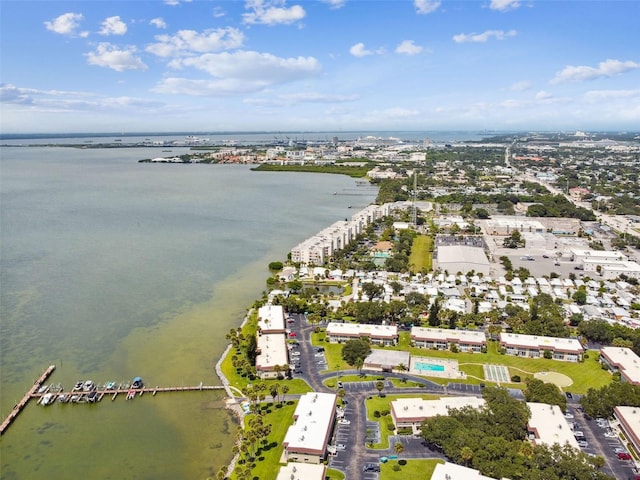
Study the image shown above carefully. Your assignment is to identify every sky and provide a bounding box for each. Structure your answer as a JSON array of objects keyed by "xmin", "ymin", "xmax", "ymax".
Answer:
[{"xmin": 1, "ymin": 0, "xmax": 639, "ymax": 133}]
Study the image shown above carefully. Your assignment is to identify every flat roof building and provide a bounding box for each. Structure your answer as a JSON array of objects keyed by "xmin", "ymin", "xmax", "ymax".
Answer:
[
  {"xmin": 283, "ymin": 392, "xmax": 337, "ymax": 464},
  {"xmin": 431, "ymin": 462, "xmax": 502, "ymax": 480},
  {"xmin": 527, "ymin": 402, "xmax": 579, "ymax": 449},
  {"xmin": 411, "ymin": 327, "xmax": 487, "ymax": 353},
  {"xmin": 363, "ymin": 349, "xmax": 410, "ymax": 372},
  {"xmin": 600, "ymin": 347, "xmax": 640, "ymax": 386},
  {"xmin": 276, "ymin": 462, "xmax": 326, "ymax": 480},
  {"xmin": 255, "ymin": 333, "xmax": 289, "ymax": 379},
  {"xmin": 614, "ymin": 406, "xmax": 640, "ymax": 457},
  {"xmin": 499, "ymin": 333, "xmax": 584, "ymax": 362},
  {"xmin": 391, "ymin": 396, "xmax": 485, "ymax": 434},
  {"xmin": 326, "ymin": 322, "xmax": 398, "ymax": 345},
  {"xmin": 257, "ymin": 304, "xmax": 286, "ymax": 334},
  {"xmin": 436, "ymin": 245, "xmax": 490, "ymax": 276}
]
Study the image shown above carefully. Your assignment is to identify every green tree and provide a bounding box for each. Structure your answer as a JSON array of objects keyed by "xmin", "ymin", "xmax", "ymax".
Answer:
[
  {"xmin": 342, "ymin": 338, "xmax": 371, "ymax": 367},
  {"xmin": 376, "ymin": 380, "xmax": 385, "ymax": 396}
]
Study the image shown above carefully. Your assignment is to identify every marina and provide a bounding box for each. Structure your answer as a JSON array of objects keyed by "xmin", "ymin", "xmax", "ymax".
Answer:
[{"xmin": 0, "ymin": 365, "xmax": 226, "ymax": 436}]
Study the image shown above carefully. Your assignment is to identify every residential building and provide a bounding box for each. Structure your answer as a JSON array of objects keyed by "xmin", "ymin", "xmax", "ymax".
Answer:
[
  {"xmin": 255, "ymin": 333, "xmax": 289, "ymax": 379},
  {"xmin": 411, "ymin": 327, "xmax": 487, "ymax": 353},
  {"xmin": 276, "ymin": 462, "xmax": 326, "ymax": 480},
  {"xmin": 613, "ymin": 406, "xmax": 640, "ymax": 456},
  {"xmin": 390, "ymin": 396, "xmax": 485, "ymax": 434},
  {"xmin": 257, "ymin": 304, "xmax": 286, "ymax": 334},
  {"xmin": 326, "ymin": 322, "xmax": 398, "ymax": 345},
  {"xmin": 527, "ymin": 402, "xmax": 579, "ymax": 449},
  {"xmin": 283, "ymin": 392, "xmax": 337, "ymax": 464},
  {"xmin": 600, "ymin": 347, "xmax": 640, "ymax": 386},
  {"xmin": 499, "ymin": 333, "xmax": 584, "ymax": 362},
  {"xmin": 436, "ymin": 245, "xmax": 490, "ymax": 276},
  {"xmin": 430, "ymin": 462, "xmax": 502, "ymax": 480}
]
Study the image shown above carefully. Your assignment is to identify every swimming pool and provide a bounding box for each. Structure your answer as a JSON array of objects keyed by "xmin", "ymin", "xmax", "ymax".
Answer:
[{"xmin": 415, "ymin": 362, "xmax": 445, "ymax": 372}]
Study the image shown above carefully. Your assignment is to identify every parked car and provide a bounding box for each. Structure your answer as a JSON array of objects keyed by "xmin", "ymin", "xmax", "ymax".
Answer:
[
  {"xmin": 338, "ymin": 419, "xmax": 350, "ymax": 425},
  {"xmin": 291, "ymin": 351, "xmax": 301, "ymax": 356},
  {"xmin": 578, "ymin": 440, "xmax": 588, "ymax": 448},
  {"xmin": 564, "ymin": 413, "xmax": 574, "ymax": 419},
  {"xmin": 614, "ymin": 447, "xmax": 628, "ymax": 454},
  {"xmin": 288, "ymin": 332, "xmax": 297, "ymax": 337},
  {"xmin": 618, "ymin": 452, "xmax": 632, "ymax": 460},
  {"xmin": 362, "ymin": 464, "xmax": 380, "ymax": 473}
]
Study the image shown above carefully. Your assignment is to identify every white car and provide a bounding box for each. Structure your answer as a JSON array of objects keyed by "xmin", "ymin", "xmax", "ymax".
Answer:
[
  {"xmin": 291, "ymin": 351, "xmax": 301, "ymax": 356},
  {"xmin": 564, "ymin": 413, "xmax": 574, "ymax": 419},
  {"xmin": 338, "ymin": 419, "xmax": 350, "ymax": 425}
]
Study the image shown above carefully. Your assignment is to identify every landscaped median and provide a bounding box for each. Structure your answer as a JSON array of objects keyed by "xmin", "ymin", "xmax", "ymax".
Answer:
[{"xmin": 380, "ymin": 459, "xmax": 443, "ymax": 479}]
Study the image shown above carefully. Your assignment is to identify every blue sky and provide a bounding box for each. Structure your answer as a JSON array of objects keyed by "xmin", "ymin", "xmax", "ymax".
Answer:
[{"xmin": 1, "ymin": 0, "xmax": 639, "ymax": 133}]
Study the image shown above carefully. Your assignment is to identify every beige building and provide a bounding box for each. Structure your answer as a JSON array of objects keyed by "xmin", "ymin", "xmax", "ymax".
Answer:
[
  {"xmin": 390, "ymin": 396, "xmax": 485, "ymax": 434},
  {"xmin": 600, "ymin": 347, "xmax": 640, "ymax": 386},
  {"xmin": 499, "ymin": 333, "xmax": 584, "ymax": 362},
  {"xmin": 411, "ymin": 326, "xmax": 487, "ymax": 353},
  {"xmin": 326, "ymin": 322, "xmax": 398, "ymax": 346}
]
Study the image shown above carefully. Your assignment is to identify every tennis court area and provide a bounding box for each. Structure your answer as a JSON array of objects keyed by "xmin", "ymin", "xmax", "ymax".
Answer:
[{"xmin": 483, "ymin": 364, "xmax": 510, "ymax": 383}]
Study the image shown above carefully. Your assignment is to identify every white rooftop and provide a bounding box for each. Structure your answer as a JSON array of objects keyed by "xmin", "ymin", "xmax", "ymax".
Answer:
[
  {"xmin": 255, "ymin": 333, "xmax": 289, "ymax": 371},
  {"xmin": 431, "ymin": 462, "xmax": 500, "ymax": 480},
  {"xmin": 412, "ymin": 327, "xmax": 487, "ymax": 344},
  {"xmin": 283, "ymin": 392, "xmax": 337, "ymax": 455},
  {"xmin": 527, "ymin": 402, "xmax": 579, "ymax": 449},
  {"xmin": 276, "ymin": 462, "xmax": 326, "ymax": 480},
  {"xmin": 326, "ymin": 322, "xmax": 398, "ymax": 338},
  {"xmin": 257, "ymin": 304, "xmax": 285, "ymax": 332},
  {"xmin": 499, "ymin": 333, "xmax": 584, "ymax": 353},
  {"xmin": 392, "ymin": 396, "xmax": 486, "ymax": 421},
  {"xmin": 614, "ymin": 406, "xmax": 640, "ymax": 439},
  {"xmin": 600, "ymin": 347, "xmax": 640, "ymax": 385}
]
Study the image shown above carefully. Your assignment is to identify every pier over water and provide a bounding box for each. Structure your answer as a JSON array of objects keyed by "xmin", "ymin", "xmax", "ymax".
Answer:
[{"xmin": 0, "ymin": 365, "xmax": 225, "ymax": 436}]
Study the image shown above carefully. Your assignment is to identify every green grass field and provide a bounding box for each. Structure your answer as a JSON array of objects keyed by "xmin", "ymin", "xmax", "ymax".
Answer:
[
  {"xmin": 380, "ymin": 459, "xmax": 443, "ymax": 479},
  {"xmin": 231, "ymin": 402, "xmax": 297, "ymax": 480},
  {"xmin": 408, "ymin": 235, "xmax": 433, "ymax": 273}
]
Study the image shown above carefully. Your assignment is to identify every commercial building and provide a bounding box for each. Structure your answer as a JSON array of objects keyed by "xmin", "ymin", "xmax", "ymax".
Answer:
[
  {"xmin": 527, "ymin": 402, "xmax": 579, "ymax": 449},
  {"xmin": 600, "ymin": 347, "xmax": 640, "ymax": 386},
  {"xmin": 411, "ymin": 327, "xmax": 487, "ymax": 353},
  {"xmin": 363, "ymin": 349, "xmax": 410, "ymax": 372},
  {"xmin": 283, "ymin": 392, "xmax": 337, "ymax": 464},
  {"xmin": 276, "ymin": 462, "xmax": 326, "ymax": 480},
  {"xmin": 499, "ymin": 333, "xmax": 584, "ymax": 362},
  {"xmin": 436, "ymin": 245, "xmax": 490, "ymax": 276},
  {"xmin": 326, "ymin": 322, "xmax": 398, "ymax": 346},
  {"xmin": 390, "ymin": 396, "xmax": 485, "ymax": 434}
]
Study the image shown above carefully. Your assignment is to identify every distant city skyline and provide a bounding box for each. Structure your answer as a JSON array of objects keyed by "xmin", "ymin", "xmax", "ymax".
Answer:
[{"xmin": 1, "ymin": 0, "xmax": 639, "ymax": 133}]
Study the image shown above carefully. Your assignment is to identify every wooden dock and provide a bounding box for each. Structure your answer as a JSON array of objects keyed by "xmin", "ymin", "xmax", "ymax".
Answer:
[
  {"xmin": 0, "ymin": 365, "xmax": 226, "ymax": 436},
  {"xmin": 0, "ymin": 365, "xmax": 56, "ymax": 435}
]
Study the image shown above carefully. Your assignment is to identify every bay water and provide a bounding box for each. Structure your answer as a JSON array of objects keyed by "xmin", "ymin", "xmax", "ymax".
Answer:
[{"xmin": 0, "ymin": 144, "xmax": 378, "ymax": 479}]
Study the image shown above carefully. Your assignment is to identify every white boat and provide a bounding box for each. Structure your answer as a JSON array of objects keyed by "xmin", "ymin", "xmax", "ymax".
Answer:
[
  {"xmin": 83, "ymin": 380, "xmax": 95, "ymax": 392},
  {"xmin": 40, "ymin": 393, "xmax": 55, "ymax": 406}
]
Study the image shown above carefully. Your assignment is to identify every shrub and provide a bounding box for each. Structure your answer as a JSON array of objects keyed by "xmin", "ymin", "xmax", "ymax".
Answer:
[
  {"xmin": 381, "ymin": 409, "xmax": 390, "ymax": 416},
  {"xmin": 511, "ymin": 375, "xmax": 521, "ymax": 382},
  {"xmin": 374, "ymin": 410, "xmax": 381, "ymax": 418},
  {"xmin": 393, "ymin": 464, "xmax": 401, "ymax": 472},
  {"xmin": 398, "ymin": 459, "xmax": 407, "ymax": 466}
]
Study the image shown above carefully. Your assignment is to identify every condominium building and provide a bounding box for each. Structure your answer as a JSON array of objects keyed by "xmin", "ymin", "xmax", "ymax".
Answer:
[
  {"xmin": 411, "ymin": 327, "xmax": 487, "ymax": 353},
  {"xmin": 390, "ymin": 396, "xmax": 485, "ymax": 434},
  {"xmin": 255, "ymin": 333, "xmax": 289, "ymax": 379},
  {"xmin": 527, "ymin": 402, "xmax": 579, "ymax": 449},
  {"xmin": 600, "ymin": 346, "xmax": 640, "ymax": 386},
  {"xmin": 257, "ymin": 304, "xmax": 286, "ymax": 334},
  {"xmin": 283, "ymin": 392, "xmax": 337, "ymax": 464},
  {"xmin": 326, "ymin": 322, "xmax": 398, "ymax": 346},
  {"xmin": 499, "ymin": 333, "xmax": 584, "ymax": 362}
]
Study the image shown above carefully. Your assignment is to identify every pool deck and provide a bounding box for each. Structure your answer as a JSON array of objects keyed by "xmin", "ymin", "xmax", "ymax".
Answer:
[{"xmin": 409, "ymin": 356, "xmax": 466, "ymax": 379}]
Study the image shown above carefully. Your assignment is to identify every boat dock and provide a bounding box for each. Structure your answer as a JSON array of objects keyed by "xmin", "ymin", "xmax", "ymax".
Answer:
[
  {"xmin": 1, "ymin": 365, "xmax": 56, "ymax": 435},
  {"xmin": 0, "ymin": 366, "xmax": 226, "ymax": 436}
]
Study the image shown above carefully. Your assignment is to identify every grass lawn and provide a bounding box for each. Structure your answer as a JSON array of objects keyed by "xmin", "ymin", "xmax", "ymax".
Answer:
[
  {"xmin": 408, "ymin": 235, "xmax": 433, "ymax": 273},
  {"xmin": 392, "ymin": 333, "xmax": 611, "ymax": 394},
  {"xmin": 325, "ymin": 468, "xmax": 346, "ymax": 480},
  {"xmin": 311, "ymin": 332, "xmax": 351, "ymax": 371},
  {"xmin": 232, "ymin": 402, "xmax": 297, "ymax": 480},
  {"xmin": 381, "ymin": 459, "xmax": 443, "ymax": 479}
]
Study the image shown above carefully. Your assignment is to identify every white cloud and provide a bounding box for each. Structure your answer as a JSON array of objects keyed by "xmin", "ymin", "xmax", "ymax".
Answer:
[
  {"xmin": 44, "ymin": 12, "xmax": 88, "ymax": 37},
  {"xmin": 150, "ymin": 18, "xmax": 167, "ymax": 29},
  {"xmin": 86, "ymin": 43, "xmax": 148, "ymax": 72},
  {"xmin": 320, "ymin": 0, "xmax": 346, "ymax": 8},
  {"xmin": 146, "ymin": 28, "xmax": 245, "ymax": 57},
  {"xmin": 242, "ymin": 0, "xmax": 306, "ymax": 26},
  {"xmin": 550, "ymin": 59, "xmax": 640, "ymax": 84},
  {"xmin": 453, "ymin": 29, "xmax": 517, "ymax": 43},
  {"xmin": 583, "ymin": 89, "xmax": 640, "ymax": 102},
  {"xmin": 164, "ymin": 0, "xmax": 192, "ymax": 5},
  {"xmin": 490, "ymin": 0, "xmax": 520, "ymax": 11},
  {"xmin": 99, "ymin": 16, "xmax": 127, "ymax": 36},
  {"xmin": 244, "ymin": 91, "xmax": 358, "ymax": 106},
  {"xmin": 152, "ymin": 77, "xmax": 268, "ymax": 96},
  {"xmin": 170, "ymin": 50, "xmax": 321, "ymax": 85},
  {"xmin": 535, "ymin": 90, "xmax": 553, "ymax": 101},
  {"xmin": 349, "ymin": 42, "xmax": 372, "ymax": 57},
  {"xmin": 507, "ymin": 80, "xmax": 532, "ymax": 91},
  {"xmin": 414, "ymin": 0, "xmax": 441, "ymax": 14},
  {"xmin": 395, "ymin": 40, "xmax": 423, "ymax": 55},
  {"xmin": 212, "ymin": 7, "xmax": 226, "ymax": 18}
]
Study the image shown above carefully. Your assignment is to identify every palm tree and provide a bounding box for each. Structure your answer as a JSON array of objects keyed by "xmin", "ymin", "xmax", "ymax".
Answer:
[
  {"xmin": 375, "ymin": 380, "xmax": 384, "ymax": 397},
  {"xmin": 355, "ymin": 357, "xmax": 364, "ymax": 374},
  {"xmin": 394, "ymin": 441, "xmax": 405, "ymax": 456},
  {"xmin": 460, "ymin": 446, "xmax": 473, "ymax": 467},
  {"xmin": 281, "ymin": 384, "xmax": 289, "ymax": 403}
]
